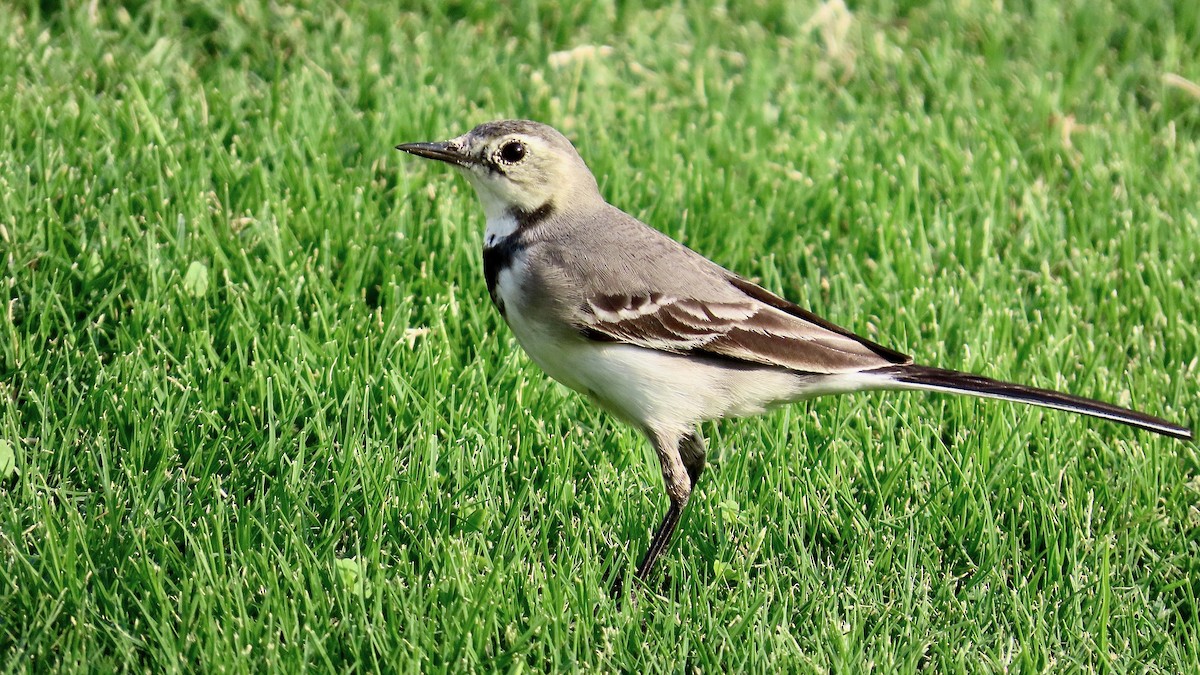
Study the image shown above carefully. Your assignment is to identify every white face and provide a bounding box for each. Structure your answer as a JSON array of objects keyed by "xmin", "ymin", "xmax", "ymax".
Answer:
[
  {"xmin": 450, "ymin": 131, "xmax": 564, "ymax": 220},
  {"xmin": 398, "ymin": 120, "xmax": 602, "ymax": 223}
]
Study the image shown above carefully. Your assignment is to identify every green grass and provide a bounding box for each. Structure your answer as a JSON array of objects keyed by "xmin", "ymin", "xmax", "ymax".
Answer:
[{"xmin": 2, "ymin": 0, "xmax": 1199, "ymax": 671}]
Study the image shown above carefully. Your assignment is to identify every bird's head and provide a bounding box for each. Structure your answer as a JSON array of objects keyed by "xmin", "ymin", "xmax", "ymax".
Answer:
[{"xmin": 397, "ymin": 120, "xmax": 601, "ymax": 222}]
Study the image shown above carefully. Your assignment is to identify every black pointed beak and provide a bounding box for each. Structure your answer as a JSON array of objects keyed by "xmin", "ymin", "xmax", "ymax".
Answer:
[{"xmin": 395, "ymin": 141, "xmax": 474, "ymax": 167}]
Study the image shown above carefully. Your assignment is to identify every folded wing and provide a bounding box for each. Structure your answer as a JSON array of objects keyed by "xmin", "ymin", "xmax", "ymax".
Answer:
[{"xmin": 576, "ymin": 273, "xmax": 911, "ymax": 374}]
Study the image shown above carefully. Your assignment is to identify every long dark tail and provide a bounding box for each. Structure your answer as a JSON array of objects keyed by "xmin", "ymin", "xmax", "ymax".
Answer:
[{"xmin": 875, "ymin": 364, "xmax": 1192, "ymax": 440}]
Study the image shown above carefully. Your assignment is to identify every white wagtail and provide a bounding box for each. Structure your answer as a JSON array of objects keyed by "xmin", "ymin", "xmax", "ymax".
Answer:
[{"xmin": 397, "ymin": 120, "xmax": 1192, "ymax": 590}]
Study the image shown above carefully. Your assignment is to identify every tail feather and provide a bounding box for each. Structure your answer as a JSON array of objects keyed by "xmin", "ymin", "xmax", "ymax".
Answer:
[{"xmin": 876, "ymin": 364, "xmax": 1192, "ymax": 441}]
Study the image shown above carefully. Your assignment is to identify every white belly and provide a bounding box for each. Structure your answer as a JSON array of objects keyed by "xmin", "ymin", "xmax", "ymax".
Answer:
[{"xmin": 493, "ymin": 265, "xmax": 823, "ymax": 434}]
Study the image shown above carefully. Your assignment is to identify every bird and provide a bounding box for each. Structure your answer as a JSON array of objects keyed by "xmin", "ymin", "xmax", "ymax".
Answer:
[{"xmin": 396, "ymin": 119, "xmax": 1192, "ymax": 592}]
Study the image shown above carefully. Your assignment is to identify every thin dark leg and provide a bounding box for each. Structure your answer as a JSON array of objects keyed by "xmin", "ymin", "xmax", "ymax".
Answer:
[
  {"xmin": 610, "ymin": 430, "xmax": 708, "ymax": 597},
  {"xmin": 634, "ymin": 497, "xmax": 687, "ymax": 581},
  {"xmin": 609, "ymin": 496, "xmax": 687, "ymax": 598},
  {"xmin": 679, "ymin": 430, "xmax": 706, "ymax": 489}
]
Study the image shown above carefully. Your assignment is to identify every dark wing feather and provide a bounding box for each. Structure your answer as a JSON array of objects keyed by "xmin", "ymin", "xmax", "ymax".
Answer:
[
  {"xmin": 724, "ymin": 274, "xmax": 910, "ymax": 365},
  {"xmin": 576, "ymin": 274, "xmax": 911, "ymax": 374}
]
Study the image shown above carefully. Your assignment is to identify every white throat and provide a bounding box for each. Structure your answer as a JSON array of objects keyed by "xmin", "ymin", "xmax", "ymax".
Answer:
[
  {"xmin": 484, "ymin": 212, "xmax": 521, "ymax": 247},
  {"xmin": 459, "ymin": 171, "xmax": 529, "ymax": 247}
]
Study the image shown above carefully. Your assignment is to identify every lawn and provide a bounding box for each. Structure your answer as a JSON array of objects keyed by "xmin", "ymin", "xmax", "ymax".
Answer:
[{"xmin": 2, "ymin": 0, "xmax": 1198, "ymax": 671}]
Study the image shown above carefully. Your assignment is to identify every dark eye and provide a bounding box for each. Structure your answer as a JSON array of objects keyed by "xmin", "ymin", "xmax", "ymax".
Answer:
[{"xmin": 497, "ymin": 140, "xmax": 526, "ymax": 164}]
